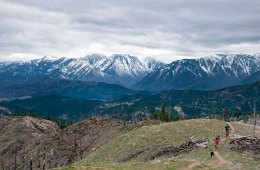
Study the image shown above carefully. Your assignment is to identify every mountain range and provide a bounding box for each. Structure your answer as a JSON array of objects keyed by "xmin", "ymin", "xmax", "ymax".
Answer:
[
  {"xmin": 1, "ymin": 53, "xmax": 260, "ymax": 92},
  {"xmin": 0, "ymin": 54, "xmax": 164, "ymax": 87},
  {"xmin": 134, "ymin": 54, "xmax": 260, "ymax": 91}
]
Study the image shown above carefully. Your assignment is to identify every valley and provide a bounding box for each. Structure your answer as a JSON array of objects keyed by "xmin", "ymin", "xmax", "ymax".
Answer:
[
  {"xmin": 1, "ymin": 0, "xmax": 260, "ymax": 169},
  {"xmin": 1, "ymin": 80, "xmax": 259, "ymax": 122}
]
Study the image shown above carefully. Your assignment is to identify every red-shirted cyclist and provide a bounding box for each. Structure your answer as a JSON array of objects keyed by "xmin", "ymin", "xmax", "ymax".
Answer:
[{"xmin": 214, "ymin": 135, "xmax": 221, "ymax": 151}]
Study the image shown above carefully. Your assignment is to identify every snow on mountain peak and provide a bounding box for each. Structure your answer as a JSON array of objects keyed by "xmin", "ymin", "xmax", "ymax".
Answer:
[
  {"xmin": 134, "ymin": 53, "xmax": 260, "ymax": 91},
  {"xmin": 0, "ymin": 53, "xmax": 166, "ymax": 87},
  {"xmin": 111, "ymin": 54, "xmax": 139, "ymax": 61},
  {"xmin": 195, "ymin": 54, "xmax": 260, "ymax": 76},
  {"xmin": 42, "ymin": 55, "xmax": 60, "ymax": 61},
  {"xmin": 142, "ymin": 57, "xmax": 165, "ymax": 71},
  {"xmin": 82, "ymin": 54, "xmax": 107, "ymax": 61},
  {"xmin": 143, "ymin": 57, "xmax": 158, "ymax": 62},
  {"xmin": 2, "ymin": 53, "xmax": 259, "ymax": 89}
]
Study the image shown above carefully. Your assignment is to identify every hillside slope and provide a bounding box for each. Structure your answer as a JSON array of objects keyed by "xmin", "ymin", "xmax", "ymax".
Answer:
[
  {"xmin": 241, "ymin": 71, "xmax": 260, "ymax": 84},
  {"xmin": 0, "ymin": 76, "xmax": 145, "ymax": 101},
  {"xmin": 74, "ymin": 119, "xmax": 260, "ymax": 170},
  {"xmin": 0, "ymin": 116, "xmax": 140, "ymax": 170},
  {"xmin": 0, "ymin": 95, "xmax": 104, "ymax": 120},
  {"xmin": 107, "ymin": 81, "xmax": 260, "ymax": 118}
]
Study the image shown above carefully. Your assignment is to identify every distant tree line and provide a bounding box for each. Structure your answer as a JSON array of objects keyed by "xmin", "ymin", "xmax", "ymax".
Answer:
[{"xmin": 151, "ymin": 106, "xmax": 180, "ymax": 122}]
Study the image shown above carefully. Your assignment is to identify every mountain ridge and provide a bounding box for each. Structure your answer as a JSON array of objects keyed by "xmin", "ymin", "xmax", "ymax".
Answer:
[
  {"xmin": 0, "ymin": 54, "xmax": 165, "ymax": 87},
  {"xmin": 133, "ymin": 54, "xmax": 260, "ymax": 91},
  {"xmin": 1, "ymin": 53, "xmax": 260, "ymax": 91}
]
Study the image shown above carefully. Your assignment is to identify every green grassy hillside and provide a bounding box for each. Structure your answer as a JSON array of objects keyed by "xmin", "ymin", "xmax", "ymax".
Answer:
[{"xmin": 62, "ymin": 119, "xmax": 260, "ymax": 170}]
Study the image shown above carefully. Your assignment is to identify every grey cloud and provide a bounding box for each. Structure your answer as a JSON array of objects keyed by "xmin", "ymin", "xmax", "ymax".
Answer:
[{"xmin": 0, "ymin": 0, "xmax": 260, "ymax": 62}]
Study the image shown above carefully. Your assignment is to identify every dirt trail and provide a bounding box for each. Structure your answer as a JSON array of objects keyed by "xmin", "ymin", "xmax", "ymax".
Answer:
[
  {"xmin": 227, "ymin": 122, "xmax": 235, "ymax": 136},
  {"xmin": 183, "ymin": 122, "xmax": 235, "ymax": 170},
  {"xmin": 72, "ymin": 165, "xmax": 113, "ymax": 170},
  {"xmin": 208, "ymin": 150, "xmax": 227, "ymax": 169},
  {"xmin": 184, "ymin": 162, "xmax": 203, "ymax": 170}
]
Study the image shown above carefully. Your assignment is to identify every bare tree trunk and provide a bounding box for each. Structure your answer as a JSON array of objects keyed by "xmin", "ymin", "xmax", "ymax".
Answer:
[
  {"xmin": 29, "ymin": 157, "xmax": 33, "ymax": 170},
  {"xmin": 49, "ymin": 160, "xmax": 52, "ymax": 169},
  {"xmin": 79, "ymin": 139, "xmax": 83, "ymax": 160},
  {"xmin": 37, "ymin": 160, "xmax": 40, "ymax": 168},
  {"xmin": 1, "ymin": 160, "xmax": 4, "ymax": 170},
  {"xmin": 14, "ymin": 153, "xmax": 17, "ymax": 170},
  {"xmin": 253, "ymin": 105, "xmax": 256, "ymax": 138},
  {"xmin": 43, "ymin": 160, "xmax": 45, "ymax": 170},
  {"xmin": 43, "ymin": 146, "xmax": 46, "ymax": 170},
  {"xmin": 74, "ymin": 132, "xmax": 77, "ymax": 149},
  {"xmin": 61, "ymin": 128, "xmax": 64, "ymax": 141},
  {"xmin": 253, "ymin": 120, "xmax": 256, "ymax": 138}
]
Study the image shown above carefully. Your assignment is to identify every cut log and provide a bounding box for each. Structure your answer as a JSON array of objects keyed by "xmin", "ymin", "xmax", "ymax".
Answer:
[{"xmin": 229, "ymin": 137, "xmax": 260, "ymax": 155}]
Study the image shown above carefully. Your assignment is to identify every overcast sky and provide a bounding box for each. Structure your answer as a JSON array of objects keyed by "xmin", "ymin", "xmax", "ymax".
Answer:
[{"xmin": 0, "ymin": 0, "xmax": 260, "ymax": 62}]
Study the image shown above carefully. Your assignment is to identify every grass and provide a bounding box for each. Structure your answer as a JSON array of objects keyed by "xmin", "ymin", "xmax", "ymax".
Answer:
[
  {"xmin": 56, "ymin": 119, "xmax": 260, "ymax": 170},
  {"xmin": 54, "ymin": 162, "xmax": 187, "ymax": 170},
  {"xmin": 231, "ymin": 122, "xmax": 260, "ymax": 136},
  {"xmin": 79, "ymin": 119, "xmax": 226, "ymax": 163}
]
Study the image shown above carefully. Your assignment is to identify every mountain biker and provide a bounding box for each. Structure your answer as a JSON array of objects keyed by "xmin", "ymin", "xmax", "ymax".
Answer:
[
  {"xmin": 225, "ymin": 124, "xmax": 231, "ymax": 137},
  {"xmin": 214, "ymin": 135, "xmax": 221, "ymax": 150}
]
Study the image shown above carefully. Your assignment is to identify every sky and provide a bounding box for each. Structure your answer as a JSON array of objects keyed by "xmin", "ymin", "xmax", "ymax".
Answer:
[{"xmin": 0, "ymin": 0, "xmax": 260, "ymax": 63}]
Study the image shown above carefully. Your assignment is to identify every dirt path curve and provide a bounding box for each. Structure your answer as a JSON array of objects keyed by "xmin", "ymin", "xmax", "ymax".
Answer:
[
  {"xmin": 207, "ymin": 149, "xmax": 227, "ymax": 169},
  {"xmin": 183, "ymin": 122, "xmax": 235, "ymax": 170}
]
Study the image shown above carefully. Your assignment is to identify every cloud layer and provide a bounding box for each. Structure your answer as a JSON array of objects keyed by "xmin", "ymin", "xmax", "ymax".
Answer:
[{"xmin": 0, "ymin": 0, "xmax": 260, "ymax": 62}]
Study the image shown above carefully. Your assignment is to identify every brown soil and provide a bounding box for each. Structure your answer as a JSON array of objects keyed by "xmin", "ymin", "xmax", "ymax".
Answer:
[{"xmin": 0, "ymin": 116, "xmax": 139, "ymax": 169}]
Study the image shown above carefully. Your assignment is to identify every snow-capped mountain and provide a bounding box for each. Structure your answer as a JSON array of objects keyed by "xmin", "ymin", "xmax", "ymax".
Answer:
[
  {"xmin": 0, "ymin": 54, "xmax": 165, "ymax": 87},
  {"xmin": 142, "ymin": 57, "xmax": 165, "ymax": 70},
  {"xmin": 133, "ymin": 54, "xmax": 260, "ymax": 91}
]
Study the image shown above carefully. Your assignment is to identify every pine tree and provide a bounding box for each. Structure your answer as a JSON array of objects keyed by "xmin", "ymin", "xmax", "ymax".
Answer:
[
  {"xmin": 159, "ymin": 106, "xmax": 171, "ymax": 122},
  {"xmin": 223, "ymin": 108, "xmax": 228, "ymax": 121}
]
